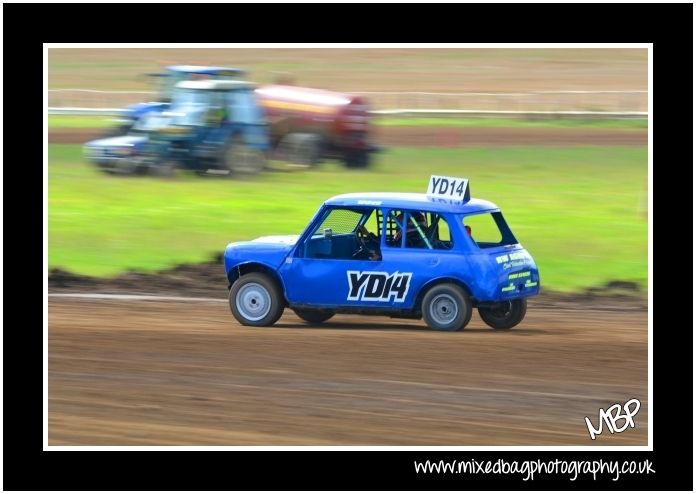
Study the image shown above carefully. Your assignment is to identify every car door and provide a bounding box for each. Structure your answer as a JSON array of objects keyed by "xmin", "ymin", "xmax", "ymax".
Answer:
[
  {"xmin": 375, "ymin": 209, "xmax": 447, "ymax": 309},
  {"xmin": 280, "ymin": 206, "xmax": 421, "ymax": 309}
]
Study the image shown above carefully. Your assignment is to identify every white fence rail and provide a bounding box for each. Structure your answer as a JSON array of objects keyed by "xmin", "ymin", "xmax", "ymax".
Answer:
[
  {"xmin": 48, "ymin": 107, "xmax": 648, "ymax": 119},
  {"xmin": 49, "ymin": 107, "xmax": 126, "ymax": 116},
  {"xmin": 352, "ymin": 90, "xmax": 647, "ymax": 113},
  {"xmin": 48, "ymin": 89, "xmax": 648, "ymax": 118}
]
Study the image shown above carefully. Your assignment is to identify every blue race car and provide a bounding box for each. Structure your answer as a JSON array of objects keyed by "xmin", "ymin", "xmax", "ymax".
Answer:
[{"xmin": 223, "ymin": 176, "xmax": 540, "ymax": 331}]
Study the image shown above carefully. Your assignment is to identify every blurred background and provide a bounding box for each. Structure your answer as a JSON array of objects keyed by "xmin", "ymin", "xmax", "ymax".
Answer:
[{"xmin": 47, "ymin": 48, "xmax": 648, "ymax": 293}]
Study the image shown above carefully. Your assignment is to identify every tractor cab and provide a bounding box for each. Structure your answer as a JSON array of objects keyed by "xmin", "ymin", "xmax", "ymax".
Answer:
[
  {"xmin": 115, "ymin": 65, "xmax": 247, "ymax": 134},
  {"xmin": 149, "ymin": 65, "xmax": 247, "ymax": 103}
]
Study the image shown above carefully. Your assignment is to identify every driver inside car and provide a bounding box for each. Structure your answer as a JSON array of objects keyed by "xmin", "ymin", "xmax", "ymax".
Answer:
[
  {"xmin": 389, "ymin": 212, "xmax": 428, "ymax": 248},
  {"xmin": 355, "ymin": 224, "xmax": 381, "ymax": 260}
]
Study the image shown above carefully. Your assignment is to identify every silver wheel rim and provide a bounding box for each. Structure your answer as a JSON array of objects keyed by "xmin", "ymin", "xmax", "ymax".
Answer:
[
  {"xmin": 429, "ymin": 294, "xmax": 459, "ymax": 325},
  {"xmin": 235, "ymin": 282, "xmax": 272, "ymax": 321}
]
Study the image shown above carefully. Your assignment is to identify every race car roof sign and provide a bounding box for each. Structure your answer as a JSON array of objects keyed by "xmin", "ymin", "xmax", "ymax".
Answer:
[{"xmin": 427, "ymin": 175, "xmax": 470, "ymax": 204}]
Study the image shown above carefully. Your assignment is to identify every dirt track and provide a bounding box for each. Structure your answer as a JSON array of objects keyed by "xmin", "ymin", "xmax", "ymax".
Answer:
[
  {"xmin": 48, "ymin": 297, "xmax": 648, "ymax": 446},
  {"xmin": 49, "ymin": 126, "xmax": 647, "ymax": 147}
]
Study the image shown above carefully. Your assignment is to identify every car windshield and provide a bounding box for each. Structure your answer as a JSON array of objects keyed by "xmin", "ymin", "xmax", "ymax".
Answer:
[{"xmin": 312, "ymin": 208, "xmax": 366, "ymax": 236}]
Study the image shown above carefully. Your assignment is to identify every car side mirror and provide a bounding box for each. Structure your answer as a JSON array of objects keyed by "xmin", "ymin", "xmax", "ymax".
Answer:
[{"xmin": 324, "ymin": 228, "xmax": 332, "ymax": 239}]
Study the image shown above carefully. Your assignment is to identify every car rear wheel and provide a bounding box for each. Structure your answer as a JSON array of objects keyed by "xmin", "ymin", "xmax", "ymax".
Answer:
[
  {"xmin": 229, "ymin": 273, "xmax": 284, "ymax": 327},
  {"xmin": 421, "ymin": 283, "xmax": 472, "ymax": 331},
  {"xmin": 293, "ymin": 308, "xmax": 335, "ymax": 324},
  {"xmin": 478, "ymin": 299, "xmax": 527, "ymax": 330}
]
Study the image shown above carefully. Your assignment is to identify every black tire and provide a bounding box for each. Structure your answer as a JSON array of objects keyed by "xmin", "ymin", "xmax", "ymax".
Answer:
[
  {"xmin": 150, "ymin": 160, "xmax": 176, "ymax": 178},
  {"xmin": 110, "ymin": 158, "xmax": 140, "ymax": 175},
  {"xmin": 221, "ymin": 135, "xmax": 267, "ymax": 176},
  {"xmin": 130, "ymin": 156, "xmax": 151, "ymax": 175},
  {"xmin": 421, "ymin": 283, "xmax": 472, "ymax": 331},
  {"xmin": 292, "ymin": 134, "xmax": 321, "ymax": 167},
  {"xmin": 478, "ymin": 299, "xmax": 527, "ymax": 330},
  {"xmin": 293, "ymin": 308, "xmax": 335, "ymax": 324},
  {"xmin": 229, "ymin": 273, "xmax": 284, "ymax": 327},
  {"xmin": 276, "ymin": 133, "xmax": 322, "ymax": 168},
  {"xmin": 343, "ymin": 149, "xmax": 370, "ymax": 169},
  {"xmin": 96, "ymin": 161, "xmax": 117, "ymax": 175}
]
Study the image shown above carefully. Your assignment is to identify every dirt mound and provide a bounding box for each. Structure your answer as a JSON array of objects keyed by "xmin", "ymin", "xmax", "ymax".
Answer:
[
  {"xmin": 50, "ymin": 129, "xmax": 103, "ymax": 144},
  {"xmin": 49, "ymin": 255, "xmax": 227, "ymax": 299},
  {"xmin": 48, "ymin": 256, "xmax": 647, "ymax": 310}
]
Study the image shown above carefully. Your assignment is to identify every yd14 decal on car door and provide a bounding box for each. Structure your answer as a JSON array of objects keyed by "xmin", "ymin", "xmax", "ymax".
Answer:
[{"xmin": 346, "ymin": 271, "xmax": 412, "ymax": 302}]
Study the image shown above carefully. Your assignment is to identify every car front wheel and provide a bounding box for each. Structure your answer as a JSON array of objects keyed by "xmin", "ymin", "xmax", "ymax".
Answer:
[
  {"xmin": 229, "ymin": 273, "xmax": 284, "ymax": 326},
  {"xmin": 421, "ymin": 283, "xmax": 472, "ymax": 331},
  {"xmin": 478, "ymin": 299, "xmax": 527, "ymax": 330}
]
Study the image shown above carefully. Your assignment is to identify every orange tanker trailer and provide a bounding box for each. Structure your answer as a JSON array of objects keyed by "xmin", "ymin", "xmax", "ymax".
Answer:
[{"xmin": 255, "ymin": 84, "xmax": 377, "ymax": 168}]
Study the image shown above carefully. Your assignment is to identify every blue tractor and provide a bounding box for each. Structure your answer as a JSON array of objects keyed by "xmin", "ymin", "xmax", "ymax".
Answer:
[
  {"xmin": 111, "ymin": 65, "xmax": 246, "ymax": 135},
  {"xmin": 85, "ymin": 79, "xmax": 269, "ymax": 176}
]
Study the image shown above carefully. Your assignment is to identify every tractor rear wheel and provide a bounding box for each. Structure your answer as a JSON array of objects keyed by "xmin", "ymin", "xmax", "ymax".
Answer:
[{"xmin": 222, "ymin": 135, "xmax": 266, "ymax": 176}]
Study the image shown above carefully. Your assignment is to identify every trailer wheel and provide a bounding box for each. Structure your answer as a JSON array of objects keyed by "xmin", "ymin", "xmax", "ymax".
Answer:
[
  {"xmin": 343, "ymin": 150, "xmax": 370, "ymax": 169},
  {"xmin": 278, "ymin": 133, "xmax": 321, "ymax": 168},
  {"xmin": 222, "ymin": 135, "xmax": 266, "ymax": 176}
]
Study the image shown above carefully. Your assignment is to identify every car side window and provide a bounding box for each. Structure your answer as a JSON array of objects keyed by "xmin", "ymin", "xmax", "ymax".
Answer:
[
  {"xmin": 303, "ymin": 207, "xmax": 380, "ymax": 260},
  {"xmin": 385, "ymin": 209, "xmax": 404, "ymax": 247},
  {"xmin": 462, "ymin": 212, "xmax": 517, "ymax": 248},
  {"xmin": 384, "ymin": 210, "xmax": 428, "ymax": 249},
  {"xmin": 429, "ymin": 213, "xmax": 454, "ymax": 250},
  {"xmin": 385, "ymin": 210, "xmax": 453, "ymax": 250},
  {"xmin": 403, "ymin": 211, "xmax": 430, "ymax": 249},
  {"xmin": 361, "ymin": 208, "xmax": 382, "ymax": 238}
]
